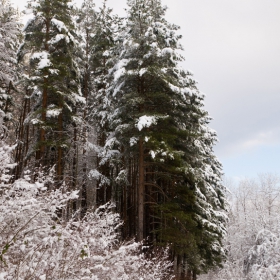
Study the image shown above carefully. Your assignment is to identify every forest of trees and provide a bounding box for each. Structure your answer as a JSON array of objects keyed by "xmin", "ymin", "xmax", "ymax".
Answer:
[
  {"xmin": 0, "ymin": 0, "xmax": 230, "ymax": 279},
  {"xmin": 201, "ymin": 173, "xmax": 280, "ymax": 280}
]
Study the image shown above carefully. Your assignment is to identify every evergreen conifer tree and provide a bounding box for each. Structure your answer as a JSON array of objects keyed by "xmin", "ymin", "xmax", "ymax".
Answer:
[
  {"xmin": 90, "ymin": 1, "xmax": 119, "ymax": 205},
  {"xmin": 76, "ymin": 0, "xmax": 118, "ymax": 210},
  {"xmin": 106, "ymin": 0, "xmax": 227, "ymax": 277},
  {"xmin": 17, "ymin": 0, "xmax": 84, "ymax": 183},
  {"xmin": 0, "ymin": 0, "xmax": 21, "ymax": 125},
  {"xmin": 74, "ymin": 0, "xmax": 97, "ymax": 212}
]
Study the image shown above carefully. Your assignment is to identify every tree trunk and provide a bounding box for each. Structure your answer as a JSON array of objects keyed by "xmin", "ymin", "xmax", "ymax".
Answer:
[
  {"xmin": 82, "ymin": 31, "xmax": 89, "ymax": 212},
  {"xmin": 36, "ymin": 14, "xmax": 50, "ymax": 166},
  {"xmin": 14, "ymin": 95, "xmax": 28, "ymax": 179},
  {"xmin": 3, "ymin": 81, "xmax": 12, "ymax": 116},
  {"xmin": 36, "ymin": 77, "xmax": 48, "ymax": 165},
  {"xmin": 72, "ymin": 117, "xmax": 78, "ymax": 213},
  {"xmin": 138, "ymin": 137, "xmax": 145, "ymax": 241},
  {"xmin": 57, "ymin": 109, "xmax": 63, "ymax": 185},
  {"xmin": 193, "ymin": 271, "xmax": 197, "ymax": 280},
  {"xmin": 186, "ymin": 269, "xmax": 192, "ymax": 280}
]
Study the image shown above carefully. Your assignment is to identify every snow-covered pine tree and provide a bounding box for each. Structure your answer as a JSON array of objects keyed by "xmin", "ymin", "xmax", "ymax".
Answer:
[
  {"xmin": 107, "ymin": 0, "xmax": 195, "ymax": 239},
  {"xmin": 77, "ymin": 0, "xmax": 123, "ymax": 208},
  {"xmin": 0, "ymin": 0, "xmax": 21, "ymax": 128},
  {"xmin": 106, "ymin": 0, "xmax": 227, "ymax": 278},
  {"xmin": 89, "ymin": 0, "xmax": 120, "ymax": 205},
  {"xmin": 76, "ymin": 0, "xmax": 118, "ymax": 212},
  {"xmin": 17, "ymin": 0, "xmax": 84, "ymax": 184},
  {"xmin": 74, "ymin": 0, "xmax": 97, "ymax": 213}
]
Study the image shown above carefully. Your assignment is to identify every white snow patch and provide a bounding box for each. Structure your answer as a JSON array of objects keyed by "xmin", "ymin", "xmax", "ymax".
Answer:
[
  {"xmin": 151, "ymin": 42, "xmax": 158, "ymax": 48},
  {"xmin": 0, "ymin": 272, "xmax": 8, "ymax": 280},
  {"xmin": 112, "ymin": 59, "xmax": 130, "ymax": 82},
  {"xmin": 114, "ymin": 67, "xmax": 126, "ymax": 82},
  {"xmin": 130, "ymin": 137, "xmax": 138, "ymax": 147},
  {"xmin": 23, "ymin": 15, "xmax": 35, "ymax": 31},
  {"xmin": 161, "ymin": 47, "xmax": 173, "ymax": 56},
  {"xmin": 103, "ymin": 50, "xmax": 110, "ymax": 57},
  {"xmin": 150, "ymin": 151, "xmax": 156, "ymax": 159},
  {"xmin": 31, "ymin": 52, "xmax": 51, "ymax": 69},
  {"xmin": 49, "ymin": 69, "xmax": 59, "ymax": 75},
  {"xmin": 136, "ymin": 115, "xmax": 157, "ymax": 131},
  {"xmin": 30, "ymin": 118, "xmax": 43, "ymax": 125},
  {"xmin": 88, "ymin": 169, "xmax": 101, "ymax": 179},
  {"xmin": 46, "ymin": 108, "xmax": 61, "ymax": 118},
  {"xmin": 139, "ymin": 68, "xmax": 147, "ymax": 77},
  {"xmin": 51, "ymin": 19, "xmax": 66, "ymax": 32},
  {"xmin": 48, "ymin": 34, "xmax": 68, "ymax": 45}
]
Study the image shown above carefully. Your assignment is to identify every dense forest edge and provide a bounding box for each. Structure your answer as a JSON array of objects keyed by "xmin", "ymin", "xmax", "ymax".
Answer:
[{"xmin": 2, "ymin": 0, "xmax": 277, "ymax": 279}]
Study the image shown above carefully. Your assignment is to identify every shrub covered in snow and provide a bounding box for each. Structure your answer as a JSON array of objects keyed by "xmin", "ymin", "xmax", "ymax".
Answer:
[
  {"xmin": 0, "ymin": 175, "xmax": 173, "ymax": 280},
  {"xmin": 0, "ymin": 109, "xmax": 16, "ymax": 184},
  {"xmin": 245, "ymin": 229, "xmax": 280, "ymax": 280}
]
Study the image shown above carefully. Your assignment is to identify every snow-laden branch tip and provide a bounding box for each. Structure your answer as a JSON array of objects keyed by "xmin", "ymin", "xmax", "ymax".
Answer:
[
  {"xmin": 31, "ymin": 51, "xmax": 51, "ymax": 69},
  {"xmin": 136, "ymin": 115, "xmax": 157, "ymax": 131}
]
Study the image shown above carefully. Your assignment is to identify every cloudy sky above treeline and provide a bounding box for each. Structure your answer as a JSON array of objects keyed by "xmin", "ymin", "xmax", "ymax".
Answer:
[{"xmin": 11, "ymin": 0, "xmax": 280, "ymax": 181}]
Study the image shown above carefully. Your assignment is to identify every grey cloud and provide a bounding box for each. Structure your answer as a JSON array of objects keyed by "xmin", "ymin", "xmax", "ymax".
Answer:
[{"xmin": 167, "ymin": 0, "xmax": 280, "ymax": 160}]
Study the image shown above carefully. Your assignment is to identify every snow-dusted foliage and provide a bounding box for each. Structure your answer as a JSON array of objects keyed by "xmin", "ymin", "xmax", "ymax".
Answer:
[
  {"xmin": 16, "ymin": 0, "xmax": 85, "ymax": 178},
  {"xmin": 76, "ymin": 0, "xmax": 123, "ymax": 203},
  {"xmin": 0, "ymin": 176, "xmax": 173, "ymax": 279},
  {"xmin": 0, "ymin": 109, "xmax": 16, "ymax": 183},
  {"xmin": 0, "ymin": 0, "xmax": 20, "ymax": 87},
  {"xmin": 0, "ymin": 0, "xmax": 21, "ymax": 120},
  {"xmin": 87, "ymin": 0, "xmax": 120, "ymax": 150},
  {"xmin": 200, "ymin": 174, "xmax": 280, "ymax": 280},
  {"xmin": 0, "ymin": 141, "xmax": 16, "ymax": 183},
  {"xmin": 244, "ymin": 229, "xmax": 280, "ymax": 279},
  {"xmin": 19, "ymin": 0, "xmax": 83, "ymax": 121}
]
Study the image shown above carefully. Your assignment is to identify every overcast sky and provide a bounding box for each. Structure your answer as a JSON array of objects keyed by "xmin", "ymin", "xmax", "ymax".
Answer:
[{"xmin": 10, "ymin": 0, "xmax": 280, "ymax": 181}]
